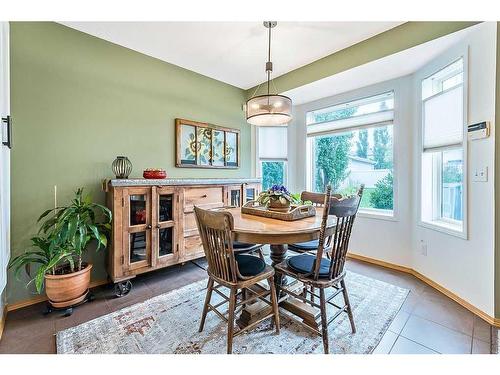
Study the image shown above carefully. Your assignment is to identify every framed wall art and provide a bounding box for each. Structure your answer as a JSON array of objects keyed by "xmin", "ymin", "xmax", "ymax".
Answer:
[{"xmin": 175, "ymin": 118, "xmax": 240, "ymax": 169}]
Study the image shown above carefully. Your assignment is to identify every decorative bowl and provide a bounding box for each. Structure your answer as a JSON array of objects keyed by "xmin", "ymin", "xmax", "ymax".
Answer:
[
  {"xmin": 267, "ymin": 196, "xmax": 291, "ymax": 212},
  {"xmin": 143, "ymin": 169, "xmax": 167, "ymax": 179}
]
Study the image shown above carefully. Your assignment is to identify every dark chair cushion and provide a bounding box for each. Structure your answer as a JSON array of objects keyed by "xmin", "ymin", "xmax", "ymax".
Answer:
[
  {"xmin": 235, "ymin": 254, "xmax": 266, "ymax": 277},
  {"xmin": 233, "ymin": 241, "xmax": 260, "ymax": 249},
  {"xmin": 287, "ymin": 254, "xmax": 331, "ymax": 278},
  {"xmin": 288, "ymin": 239, "xmax": 319, "ymax": 252}
]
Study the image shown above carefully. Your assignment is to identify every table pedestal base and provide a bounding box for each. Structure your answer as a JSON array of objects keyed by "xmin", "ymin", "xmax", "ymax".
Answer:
[
  {"xmin": 270, "ymin": 244, "xmax": 288, "ymax": 285},
  {"xmin": 237, "ymin": 282, "xmax": 320, "ymax": 331}
]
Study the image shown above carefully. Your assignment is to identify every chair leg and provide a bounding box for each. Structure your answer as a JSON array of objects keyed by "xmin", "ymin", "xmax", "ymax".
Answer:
[
  {"xmin": 341, "ymin": 279, "xmax": 356, "ymax": 334},
  {"xmin": 227, "ymin": 287, "xmax": 237, "ymax": 354},
  {"xmin": 268, "ymin": 277, "xmax": 280, "ymax": 334},
  {"xmin": 199, "ymin": 277, "xmax": 214, "ymax": 333},
  {"xmin": 241, "ymin": 288, "xmax": 247, "ymax": 308},
  {"xmin": 319, "ymin": 288, "xmax": 329, "ymax": 354},
  {"xmin": 257, "ymin": 247, "xmax": 265, "ymax": 261},
  {"xmin": 302, "ymin": 285, "xmax": 308, "ymax": 299}
]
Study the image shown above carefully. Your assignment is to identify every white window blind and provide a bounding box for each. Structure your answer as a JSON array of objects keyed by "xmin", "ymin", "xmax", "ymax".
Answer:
[
  {"xmin": 306, "ymin": 91, "xmax": 394, "ymax": 137},
  {"xmin": 307, "ymin": 111, "xmax": 393, "ymax": 136},
  {"xmin": 423, "ymin": 85, "xmax": 463, "ymax": 151},
  {"xmin": 258, "ymin": 127, "xmax": 287, "ymax": 159}
]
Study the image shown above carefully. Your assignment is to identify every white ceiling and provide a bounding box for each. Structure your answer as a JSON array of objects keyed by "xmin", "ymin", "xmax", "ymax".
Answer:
[
  {"xmin": 60, "ymin": 22, "xmax": 402, "ymax": 89},
  {"xmin": 285, "ymin": 25, "xmax": 474, "ymax": 105}
]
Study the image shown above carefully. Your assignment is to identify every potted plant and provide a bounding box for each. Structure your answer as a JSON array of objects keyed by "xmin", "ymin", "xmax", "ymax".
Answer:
[
  {"xmin": 9, "ymin": 188, "xmax": 112, "ymax": 308},
  {"xmin": 257, "ymin": 185, "xmax": 299, "ymax": 212}
]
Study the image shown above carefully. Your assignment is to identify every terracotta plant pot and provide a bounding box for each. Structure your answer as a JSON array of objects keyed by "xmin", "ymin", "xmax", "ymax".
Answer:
[{"xmin": 44, "ymin": 263, "xmax": 92, "ymax": 308}]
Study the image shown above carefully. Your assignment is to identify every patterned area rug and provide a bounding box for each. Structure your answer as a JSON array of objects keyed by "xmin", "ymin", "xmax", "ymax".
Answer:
[{"xmin": 57, "ymin": 271, "xmax": 408, "ymax": 354}]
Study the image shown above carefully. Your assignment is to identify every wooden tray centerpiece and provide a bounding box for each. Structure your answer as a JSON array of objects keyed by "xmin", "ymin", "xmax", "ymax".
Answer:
[
  {"xmin": 241, "ymin": 201, "xmax": 316, "ymax": 221},
  {"xmin": 241, "ymin": 184, "xmax": 316, "ymax": 221}
]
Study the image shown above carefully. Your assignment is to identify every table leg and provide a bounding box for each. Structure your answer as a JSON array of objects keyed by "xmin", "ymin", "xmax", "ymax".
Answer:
[{"xmin": 270, "ymin": 244, "xmax": 288, "ymax": 286}]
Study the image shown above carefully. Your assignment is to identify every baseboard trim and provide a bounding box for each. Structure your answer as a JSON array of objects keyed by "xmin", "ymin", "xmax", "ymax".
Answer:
[
  {"xmin": 5, "ymin": 279, "xmax": 109, "ymax": 312},
  {"xmin": 347, "ymin": 252, "xmax": 500, "ymax": 328},
  {"xmin": 0, "ymin": 304, "xmax": 7, "ymax": 341}
]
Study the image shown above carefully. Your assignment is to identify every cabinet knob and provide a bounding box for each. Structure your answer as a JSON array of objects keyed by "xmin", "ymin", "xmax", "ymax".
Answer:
[
  {"xmin": 156, "ymin": 224, "xmax": 161, "ymax": 228},
  {"xmin": 146, "ymin": 224, "xmax": 152, "ymax": 229},
  {"xmin": 201, "ymin": 194, "xmax": 207, "ymax": 198}
]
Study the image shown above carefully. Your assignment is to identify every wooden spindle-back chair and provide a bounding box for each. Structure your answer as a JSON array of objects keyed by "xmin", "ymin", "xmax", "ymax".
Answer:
[
  {"xmin": 288, "ymin": 190, "xmax": 343, "ymax": 254},
  {"xmin": 275, "ymin": 184, "xmax": 364, "ymax": 354},
  {"xmin": 194, "ymin": 206, "xmax": 280, "ymax": 354},
  {"xmin": 300, "ymin": 190, "xmax": 343, "ymax": 206}
]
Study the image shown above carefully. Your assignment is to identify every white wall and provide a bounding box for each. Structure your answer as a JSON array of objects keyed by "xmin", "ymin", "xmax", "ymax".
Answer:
[
  {"xmin": 0, "ymin": 22, "xmax": 10, "ymax": 329},
  {"xmin": 0, "ymin": 22, "xmax": 10, "ymax": 298},
  {"xmin": 412, "ymin": 22, "xmax": 496, "ymax": 315},
  {"xmin": 287, "ymin": 22, "xmax": 497, "ymax": 316}
]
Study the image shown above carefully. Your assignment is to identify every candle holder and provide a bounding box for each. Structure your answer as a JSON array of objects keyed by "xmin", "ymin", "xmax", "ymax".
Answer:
[{"xmin": 112, "ymin": 156, "xmax": 132, "ymax": 179}]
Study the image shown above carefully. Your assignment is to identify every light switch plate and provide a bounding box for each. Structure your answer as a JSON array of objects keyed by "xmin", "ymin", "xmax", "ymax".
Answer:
[{"xmin": 472, "ymin": 166, "xmax": 488, "ymax": 182}]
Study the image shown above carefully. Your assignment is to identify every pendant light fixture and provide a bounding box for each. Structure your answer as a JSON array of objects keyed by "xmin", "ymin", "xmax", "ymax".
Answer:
[{"xmin": 246, "ymin": 21, "xmax": 292, "ymax": 126}]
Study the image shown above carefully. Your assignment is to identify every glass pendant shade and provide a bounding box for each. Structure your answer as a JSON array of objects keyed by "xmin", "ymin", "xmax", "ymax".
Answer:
[{"xmin": 246, "ymin": 94, "xmax": 292, "ymax": 126}]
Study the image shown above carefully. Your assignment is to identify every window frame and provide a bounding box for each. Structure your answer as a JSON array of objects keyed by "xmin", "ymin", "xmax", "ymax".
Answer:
[
  {"xmin": 305, "ymin": 90, "xmax": 398, "ymax": 221},
  {"xmin": 255, "ymin": 126, "xmax": 289, "ymax": 189},
  {"xmin": 417, "ymin": 50, "xmax": 468, "ymax": 239},
  {"xmin": 430, "ymin": 148, "xmax": 464, "ymax": 226}
]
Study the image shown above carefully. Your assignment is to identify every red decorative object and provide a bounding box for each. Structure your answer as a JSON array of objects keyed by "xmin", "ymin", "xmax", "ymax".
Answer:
[
  {"xmin": 143, "ymin": 169, "xmax": 167, "ymax": 179},
  {"xmin": 135, "ymin": 209, "xmax": 147, "ymax": 224}
]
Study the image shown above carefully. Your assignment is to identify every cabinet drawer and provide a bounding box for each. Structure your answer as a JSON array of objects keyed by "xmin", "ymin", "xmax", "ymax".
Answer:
[
  {"xmin": 184, "ymin": 187, "xmax": 224, "ymax": 212},
  {"xmin": 183, "ymin": 212, "xmax": 198, "ymax": 236}
]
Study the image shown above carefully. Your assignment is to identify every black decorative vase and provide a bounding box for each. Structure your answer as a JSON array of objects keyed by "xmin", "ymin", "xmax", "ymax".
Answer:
[{"xmin": 112, "ymin": 156, "xmax": 132, "ymax": 179}]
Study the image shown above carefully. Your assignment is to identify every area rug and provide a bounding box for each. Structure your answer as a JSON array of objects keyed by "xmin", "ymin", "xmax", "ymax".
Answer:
[{"xmin": 56, "ymin": 271, "xmax": 408, "ymax": 354}]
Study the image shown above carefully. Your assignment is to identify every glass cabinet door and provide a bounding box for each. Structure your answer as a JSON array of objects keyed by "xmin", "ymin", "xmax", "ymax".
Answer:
[
  {"xmin": 153, "ymin": 187, "xmax": 178, "ymax": 267},
  {"xmin": 227, "ymin": 185, "xmax": 242, "ymax": 207},
  {"xmin": 244, "ymin": 183, "xmax": 261, "ymax": 203},
  {"xmin": 123, "ymin": 188, "xmax": 152, "ymax": 270}
]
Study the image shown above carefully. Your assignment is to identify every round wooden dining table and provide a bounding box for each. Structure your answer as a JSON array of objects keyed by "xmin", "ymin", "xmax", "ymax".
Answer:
[{"xmin": 226, "ymin": 207, "xmax": 336, "ymax": 284}]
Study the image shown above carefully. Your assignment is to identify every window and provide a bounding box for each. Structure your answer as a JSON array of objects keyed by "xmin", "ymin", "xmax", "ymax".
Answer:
[
  {"xmin": 306, "ymin": 92, "xmax": 394, "ymax": 216},
  {"xmin": 420, "ymin": 58, "xmax": 465, "ymax": 234},
  {"xmin": 257, "ymin": 127, "xmax": 287, "ymax": 190}
]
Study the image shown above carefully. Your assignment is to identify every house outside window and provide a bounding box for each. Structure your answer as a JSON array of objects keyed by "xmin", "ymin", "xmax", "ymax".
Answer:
[
  {"xmin": 306, "ymin": 92, "xmax": 395, "ymax": 216},
  {"xmin": 420, "ymin": 58, "xmax": 466, "ymax": 234}
]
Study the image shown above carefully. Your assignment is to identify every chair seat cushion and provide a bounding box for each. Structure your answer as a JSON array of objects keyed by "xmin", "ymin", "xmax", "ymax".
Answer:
[
  {"xmin": 233, "ymin": 241, "xmax": 260, "ymax": 249},
  {"xmin": 235, "ymin": 254, "xmax": 266, "ymax": 277},
  {"xmin": 288, "ymin": 239, "xmax": 319, "ymax": 252},
  {"xmin": 287, "ymin": 254, "xmax": 331, "ymax": 278}
]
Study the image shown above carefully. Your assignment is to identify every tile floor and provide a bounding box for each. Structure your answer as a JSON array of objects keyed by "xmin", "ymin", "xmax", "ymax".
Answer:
[{"xmin": 0, "ymin": 256, "xmax": 494, "ymax": 354}]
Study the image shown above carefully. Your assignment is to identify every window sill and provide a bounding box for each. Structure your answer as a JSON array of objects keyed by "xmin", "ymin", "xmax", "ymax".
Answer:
[
  {"xmin": 358, "ymin": 209, "xmax": 397, "ymax": 222},
  {"xmin": 419, "ymin": 219, "xmax": 467, "ymax": 239}
]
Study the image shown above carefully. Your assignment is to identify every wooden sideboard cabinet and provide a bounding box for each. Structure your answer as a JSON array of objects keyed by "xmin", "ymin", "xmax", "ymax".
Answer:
[{"xmin": 104, "ymin": 178, "xmax": 261, "ymax": 296}]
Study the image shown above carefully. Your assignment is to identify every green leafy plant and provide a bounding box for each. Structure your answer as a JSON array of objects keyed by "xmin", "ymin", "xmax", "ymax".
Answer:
[
  {"xmin": 9, "ymin": 188, "xmax": 112, "ymax": 293},
  {"xmin": 256, "ymin": 186, "xmax": 312, "ymax": 207},
  {"xmin": 370, "ymin": 173, "xmax": 393, "ymax": 210},
  {"xmin": 290, "ymin": 193, "xmax": 312, "ymax": 206},
  {"xmin": 257, "ymin": 185, "xmax": 295, "ymax": 206}
]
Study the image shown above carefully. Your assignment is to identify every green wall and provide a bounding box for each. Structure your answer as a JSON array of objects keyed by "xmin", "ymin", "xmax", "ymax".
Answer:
[
  {"xmin": 8, "ymin": 22, "xmax": 250, "ymax": 304},
  {"xmin": 248, "ymin": 22, "xmax": 479, "ymax": 97}
]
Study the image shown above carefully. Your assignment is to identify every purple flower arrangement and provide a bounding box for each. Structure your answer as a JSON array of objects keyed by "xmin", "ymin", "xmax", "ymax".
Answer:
[{"xmin": 269, "ymin": 184, "xmax": 291, "ymax": 195}]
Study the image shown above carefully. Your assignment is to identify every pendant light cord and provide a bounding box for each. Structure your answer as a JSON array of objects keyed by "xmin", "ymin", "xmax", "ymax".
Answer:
[
  {"xmin": 267, "ymin": 23, "xmax": 271, "ymax": 96},
  {"xmin": 249, "ymin": 22, "xmax": 276, "ymax": 99}
]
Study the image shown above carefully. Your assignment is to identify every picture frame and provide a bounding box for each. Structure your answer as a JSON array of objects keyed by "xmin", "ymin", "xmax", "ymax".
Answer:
[{"xmin": 175, "ymin": 118, "xmax": 240, "ymax": 169}]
